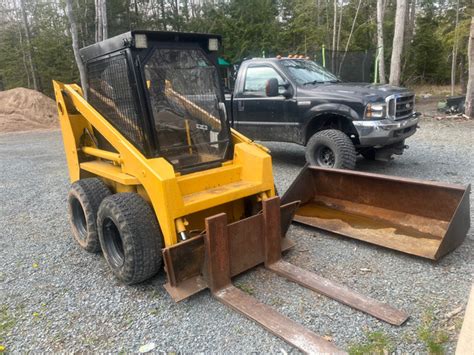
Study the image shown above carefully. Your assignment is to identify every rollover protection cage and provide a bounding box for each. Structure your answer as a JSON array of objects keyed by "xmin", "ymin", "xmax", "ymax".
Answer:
[{"xmin": 81, "ymin": 30, "xmax": 232, "ymax": 174}]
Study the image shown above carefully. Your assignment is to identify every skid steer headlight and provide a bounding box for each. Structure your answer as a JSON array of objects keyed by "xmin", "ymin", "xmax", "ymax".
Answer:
[
  {"xmin": 134, "ymin": 34, "xmax": 148, "ymax": 49},
  {"xmin": 364, "ymin": 102, "xmax": 386, "ymax": 119},
  {"xmin": 208, "ymin": 38, "xmax": 219, "ymax": 51}
]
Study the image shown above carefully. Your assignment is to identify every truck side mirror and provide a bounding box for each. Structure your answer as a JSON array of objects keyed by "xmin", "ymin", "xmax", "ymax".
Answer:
[{"xmin": 265, "ymin": 78, "xmax": 279, "ymax": 97}]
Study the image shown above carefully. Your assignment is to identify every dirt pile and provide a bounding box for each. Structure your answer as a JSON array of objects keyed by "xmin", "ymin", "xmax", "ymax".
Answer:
[{"xmin": 0, "ymin": 87, "xmax": 59, "ymax": 133}]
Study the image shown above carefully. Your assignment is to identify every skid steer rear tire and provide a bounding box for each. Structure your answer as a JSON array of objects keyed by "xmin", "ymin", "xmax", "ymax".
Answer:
[
  {"xmin": 305, "ymin": 129, "xmax": 356, "ymax": 169},
  {"xmin": 97, "ymin": 193, "xmax": 163, "ymax": 285},
  {"xmin": 68, "ymin": 178, "xmax": 111, "ymax": 253}
]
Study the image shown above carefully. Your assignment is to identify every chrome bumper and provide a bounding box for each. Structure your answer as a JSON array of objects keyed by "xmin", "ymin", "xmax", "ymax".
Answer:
[{"xmin": 353, "ymin": 115, "xmax": 419, "ymax": 147}]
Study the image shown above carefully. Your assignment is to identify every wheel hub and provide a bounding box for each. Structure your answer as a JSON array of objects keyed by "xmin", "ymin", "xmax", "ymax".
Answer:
[
  {"xmin": 71, "ymin": 197, "xmax": 87, "ymax": 240},
  {"xmin": 102, "ymin": 218, "xmax": 125, "ymax": 268},
  {"xmin": 316, "ymin": 146, "xmax": 335, "ymax": 167}
]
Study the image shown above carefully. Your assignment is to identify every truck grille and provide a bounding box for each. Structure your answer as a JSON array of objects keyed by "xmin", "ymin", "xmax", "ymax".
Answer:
[{"xmin": 387, "ymin": 94, "xmax": 415, "ymax": 120}]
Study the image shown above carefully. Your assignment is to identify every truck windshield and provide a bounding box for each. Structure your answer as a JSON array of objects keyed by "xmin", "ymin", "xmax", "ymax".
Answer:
[
  {"xmin": 281, "ymin": 59, "xmax": 339, "ymax": 85},
  {"xmin": 144, "ymin": 47, "xmax": 230, "ymax": 172}
]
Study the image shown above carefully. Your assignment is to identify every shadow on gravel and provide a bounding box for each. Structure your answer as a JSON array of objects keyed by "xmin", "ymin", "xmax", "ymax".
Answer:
[
  {"xmin": 268, "ymin": 144, "xmax": 396, "ymax": 174},
  {"xmin": 270, "ymin": 150, "xmax": 306, "ymax": 167}
]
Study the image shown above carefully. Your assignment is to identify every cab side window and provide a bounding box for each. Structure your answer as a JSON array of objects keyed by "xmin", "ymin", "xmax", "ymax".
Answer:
[{"xmin": 243, "ymin": 66, "xmax": 285, "ymax": 96}]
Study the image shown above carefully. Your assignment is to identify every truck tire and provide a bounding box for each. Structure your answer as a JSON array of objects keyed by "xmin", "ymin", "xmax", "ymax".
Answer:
[
  {"xmin": 305, "ymin": 129, "xmax": 356, "ymax": 169},
  {"xmin": 68, "ymin": 178, "xmax": 111, "ymax": 253},
  {"xmin": 97, "ymin": 193, "xmax": 163, "ymax": 284}
]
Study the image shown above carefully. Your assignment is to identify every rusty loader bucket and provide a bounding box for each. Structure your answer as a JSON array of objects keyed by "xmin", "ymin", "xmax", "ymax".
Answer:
[
  {"xmin": 282, "ymin": 166, "xmax": 471, "ymax": 260},
  {"xmin": 163, "ymin": 197, "xmax": 408, "ymax": 353}
]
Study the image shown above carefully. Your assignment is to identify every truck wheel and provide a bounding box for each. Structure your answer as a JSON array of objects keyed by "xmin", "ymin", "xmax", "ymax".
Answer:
[
  {"xmin": 97, "ymin": 193, "xmax": 163, "ymax": 284},
  {"xmin": 68, "ymin": 178, "xmax": 111, "ymax": 253},
  {"xmin": 305, "ymin": 129, "xmax": 356, "ymax": 169}
]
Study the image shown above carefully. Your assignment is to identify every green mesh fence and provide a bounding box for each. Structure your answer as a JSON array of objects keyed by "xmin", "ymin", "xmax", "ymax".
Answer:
[{"xmin": 312, "ymin": 48, "xmax": 376, "ymax": 83}]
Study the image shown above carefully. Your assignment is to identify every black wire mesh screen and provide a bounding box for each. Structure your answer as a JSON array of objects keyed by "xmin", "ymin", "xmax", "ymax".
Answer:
[
  {"xmin": 314, "ymin": 49, "xmax": 375, "ymax": 82},
  {"xmin": 86, "ymin": 54, "xmax": 147, "ymax": 153},
  {"xmin": 144, "ymin": 47, "xmax": 229, "ymax": 171}
]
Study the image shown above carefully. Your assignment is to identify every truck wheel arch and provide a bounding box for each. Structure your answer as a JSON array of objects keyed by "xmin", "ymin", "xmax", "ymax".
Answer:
[{"xmin": 304, "ymin": 113, "xmax": 359, "ymax": 146}]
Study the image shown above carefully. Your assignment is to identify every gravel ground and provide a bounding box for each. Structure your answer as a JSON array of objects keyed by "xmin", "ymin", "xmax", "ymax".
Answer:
[{"xmin": 1, "ymin": 118, "xmax": 473, "ymax": 353}]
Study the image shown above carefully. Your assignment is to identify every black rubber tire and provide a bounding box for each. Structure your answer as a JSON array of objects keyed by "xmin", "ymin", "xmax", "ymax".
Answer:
[
  {"xmin": 305, "ymin": 129, "xmax": 356, "ymax": 169},
  {"xmin": 361, "ymin": 148, "xmax": 376, "ymax": 160},
  {"xmin": 67, "ymin": 178, "xmax": 111, "ymax": 253},
  {"xmin": 97, "ymin": 193, "xmax": 163, "ymax": 284}
]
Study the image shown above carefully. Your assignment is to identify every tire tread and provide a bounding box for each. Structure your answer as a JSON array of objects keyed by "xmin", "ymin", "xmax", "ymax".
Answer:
[
  {"xmin": 98, "ymin": 193, "xmax": 163, "ymax": 284},
  {"xmin": 68, "ymin": 178, "xmax": 111, "ymax": 252},
  {"xmin": 305, "ymin": 129, "xmax": 356, "ymax": 169}
]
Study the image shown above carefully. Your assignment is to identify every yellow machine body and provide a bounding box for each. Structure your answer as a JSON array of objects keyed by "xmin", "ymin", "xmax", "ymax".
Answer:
[{"xmin": 53, "ymin": 81, "xmax": 275, "ymax": 248}]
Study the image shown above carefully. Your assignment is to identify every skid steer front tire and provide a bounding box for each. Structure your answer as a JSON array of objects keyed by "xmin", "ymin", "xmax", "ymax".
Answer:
[
  {"xmin": 97, "ymin": 193, "xmax": 163, "ymax": 285},
  {"xmin": 68, "ymin": 178, "xmax": 111, "ymax": 253}
]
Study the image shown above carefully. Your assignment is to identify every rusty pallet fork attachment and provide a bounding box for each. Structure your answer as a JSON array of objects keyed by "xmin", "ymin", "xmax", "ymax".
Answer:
[
  {"xmin": 165, "ymin": 197, "xmax": 408, "ymax": 353},
  {"xmin": 282, "ymin": 166, "xmax": 471, "ymax": 260}
]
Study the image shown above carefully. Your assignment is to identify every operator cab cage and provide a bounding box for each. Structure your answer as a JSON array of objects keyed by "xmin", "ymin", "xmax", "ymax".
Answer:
[{"xmin": 79, "ymin": 30, "xmax": 231, "ymax": 174}]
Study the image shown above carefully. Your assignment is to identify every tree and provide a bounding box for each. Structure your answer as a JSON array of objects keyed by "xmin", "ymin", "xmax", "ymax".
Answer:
[
  {"xmin": 406, "ymin": 0, "xmax": 416, "ymax": 45},
  {"xmin": 19, "ymin": 0, "xmax": 40, "ymax": 91},
  {"xmin": 389, "ymin": 0, "xmax": 407, "ymax": 86},
  {"xmin": 338, "ymin": 0, "xmax": 362, "ymax": 75},
  {"xmin": 0, "ymin": 0, "xmax": 471, "ymax": 95},
  {"xmin": 65, "ymin": 0, "xmax": 87, "ymax": 91},
  {"xmin": 376, "ymin": 0, "xmax": 386, "ymax": 84},
  {"xmin": 406, "ymin": 12, "xmax": 443, "ymax": 83},
  {"xmin": 331, "ymin": 0, "xmax": 337, "ymax": 72},
  {"xmin": 95, "ymin": 0, "xmax": 107, "ymax": 42},
  {"xmin": 465, "ymin": 17, "xmax": 473, "ymax": 118},
  {"xmin": 336, "ymin": 0, "xmax": 343, "ymax": 52},
  {"xmin": 451, "ymin": 0, "xmax": 460, "ymax": 95}
]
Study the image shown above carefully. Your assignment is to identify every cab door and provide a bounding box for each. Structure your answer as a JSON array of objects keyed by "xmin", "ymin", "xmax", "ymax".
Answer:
[{"xmin": 233, "ymin": 64, "xmax": 295, "ymax": 141}]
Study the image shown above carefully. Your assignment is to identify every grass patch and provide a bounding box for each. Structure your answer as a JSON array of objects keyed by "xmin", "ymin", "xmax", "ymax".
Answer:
[
  {"xmin": 410, "ymin": 84, "xmax": 463, "ymax": 97},
  {"xmin": 348, "ymin": 331, "xmax": 393, "ymax": 355},
  {"xmin": 418, "ymin": 310, "xmax": 449, "ymax": 355},
  {"xmin": 148, "ymin": 307, "xmax": 162, "ymax": 316},
  {"xmin": 270, "ymin": 297, "xmax": 284, "ymax": 307},
  {"xmin": 0, "ymin": 305, "xmax": 16, "ymax": 350},
  {"xmin": 0, "ymin": 306, "xmax": 15, "ymax": 335},
  {"xmin": 235, "ymin": 282, "xmax": 255, "ymax": 295}
]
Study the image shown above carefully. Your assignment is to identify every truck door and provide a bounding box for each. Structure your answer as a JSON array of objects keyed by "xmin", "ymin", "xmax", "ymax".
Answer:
[{"xmin": 233, "ymin": 64, "xmax": 296, "ymax": 141}]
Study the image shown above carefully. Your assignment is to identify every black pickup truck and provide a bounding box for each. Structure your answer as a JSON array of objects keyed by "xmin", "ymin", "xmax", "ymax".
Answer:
[{"xmin": 225, "ymin": 57, "xmax": 420, "ymax": 169}]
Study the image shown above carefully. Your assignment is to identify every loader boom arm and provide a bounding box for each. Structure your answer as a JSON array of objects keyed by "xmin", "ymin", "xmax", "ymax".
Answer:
[{"xmin": 54, "ymin": 80, "xmax": 275, "ymax": 247}]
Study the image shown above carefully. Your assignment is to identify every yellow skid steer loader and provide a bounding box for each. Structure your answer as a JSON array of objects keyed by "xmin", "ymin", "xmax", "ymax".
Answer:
[{"xmin": 53, "ymin": 30, "xmax": 469, "ymax": 352}]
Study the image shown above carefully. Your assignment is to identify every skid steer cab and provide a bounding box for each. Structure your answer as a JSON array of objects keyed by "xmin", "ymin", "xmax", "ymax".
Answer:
[{"xmin": 54, "ymin": 31, "xmax": 410, "ymax": 352}]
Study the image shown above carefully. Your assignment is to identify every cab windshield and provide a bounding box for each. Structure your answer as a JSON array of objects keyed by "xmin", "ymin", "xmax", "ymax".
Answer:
[
  {"xmin": 281, "ymin": 59, "xmax": 339, "ymax": 85},
  {"xmin": 144, "ymin": 47, "xmax": 230, "ymax": 171}
]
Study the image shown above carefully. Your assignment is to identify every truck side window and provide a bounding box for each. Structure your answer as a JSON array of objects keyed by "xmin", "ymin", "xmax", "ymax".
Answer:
[{"xmin": 243, "ymin": 66, "xmax": 284, "ymax": 96}]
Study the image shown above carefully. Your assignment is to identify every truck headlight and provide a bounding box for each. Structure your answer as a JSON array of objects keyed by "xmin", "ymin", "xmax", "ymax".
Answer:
[{"xmin": 365, "ymin": 103, "xmax": 386, "ymax": 119}]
